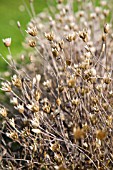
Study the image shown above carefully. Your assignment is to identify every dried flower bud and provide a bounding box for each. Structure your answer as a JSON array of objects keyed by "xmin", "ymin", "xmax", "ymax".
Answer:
[
  {"xmin": 29, "ymin": 40, "xmax": 36, "ymax": 47},
  {"xmin": 17, "ymin": 21, "xmax": 21, "ymax": 28},
  {"xmin": 2, "ymin": 38, "xmax": 11, "ymax": 47}
]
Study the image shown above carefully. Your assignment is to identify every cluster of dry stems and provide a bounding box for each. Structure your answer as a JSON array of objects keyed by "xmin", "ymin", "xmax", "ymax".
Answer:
[{"xmin": 0, "ymin": 0, "xmax": 113, "ymax": 169}]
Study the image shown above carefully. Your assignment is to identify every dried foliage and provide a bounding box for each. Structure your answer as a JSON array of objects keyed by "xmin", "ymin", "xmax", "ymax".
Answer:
[{"xmin": 0, "ymin": 0, "xmax": 113, "ymax": 169}]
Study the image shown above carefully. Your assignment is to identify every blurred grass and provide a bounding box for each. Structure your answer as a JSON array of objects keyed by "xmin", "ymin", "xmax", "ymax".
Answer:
[{"xmin": 0, "ymin": 0, "xmax": 47, "ymax": 71}]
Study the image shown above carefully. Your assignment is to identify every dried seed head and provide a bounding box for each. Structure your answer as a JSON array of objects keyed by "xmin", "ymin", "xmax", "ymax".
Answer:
[
  {"xmin": 67, "ymin": 78, "xmax": 76, "ymax": 88},
  {"xmin": 66, "ymin": 59, "xmax": 71, "ymax": 66},
  {"xmin": 3, "ymin": 38, "xmax": 11, "ymax": 47},
  {"xmin": 103, "ymin": 9, "xmax": 109, "ymax": 17},
  {"xmin": 96, "ymin": 130, "xmax": 107, "ymax": 140},
  {"xmin": 95, "ymin": 6, "xmax": 102, "ymax": 14},
  {"xmin": 72, "ymin": 98, "xmax": 80, "ymax": 106},
  {"xmin": 106, "ymin": 115, "xmax": 112, "ymax": 126},
  {"xmin": 104, "ymin": 23, "xmax": 110, "ymax": 34},
  {"xmin": 103, "ymin": 73, "xmax": 111, "ymax": 84},
  {"xmin": 77, "ymin": 10, "xmax": 84, "ymax": 18},
  {"xmin": 50, "ymin": 142, "xmax": 60, "ymax": 152},
  {"xmin": 34, "ymin": 90, "xmax": 41, "ymax": 101},
  {"xmin": 31, "ymin": 113, "xmax": 40, "ymax": 127},
  {"xmin": 45, "ymin": 32, "xmax": 54, "ymax": 41},
  {"xmin": 52, "ymin": 48, "xmax": 59, "ymax": 57},
  {"xmin": 54, "ymin": 153, "xmax": 62, "ymax": 163},
  {"xmin": 0, "ymin": 107, "xmax": 8, "ymax": 117},
  {"xmin": 73, "ymin": 127, "xmax": 85, "ymax": 140},
  {"xmin": 6, "ymin": 131, "xmax": 18, "ymax": 140},
  {"xmin": 66, "ymin": 33, "xmax": 76, "ymax": 42},
  {"xmin": 56, "ymin": 98, "xmax": 61, "ymax": 106},
  {"xmin": 15, "ymin": 104, "xmax": 24, "ymax": 114},
  {"xmin": 90, "ymin": 12, "xmax": 96, "ymax": 19},
  {"xmin": 12, "ymin": 75, "xmax": 22, "ymax": 88},
  {"xmin": 9, "ymin": 118, "xmax": 15, "ymax": 128},
  {"xmin": 102, "ymin": 33, "xmax": 106, "ymax": 41},
  {"xmin": 58, "ymin": 85, "xmax": 64, "ymax": 92},
  {"xmin": 1, "ymin": 82, "xmax": 12, "ymax": 92},
  {"xmin": 32, "ymin": 104, "xmax": 39, "ymax": 112},
  {"xmin": 26, "ymin": 26, "xmax": 37, "ymax": 36},
  {"xmin": 43, "ymin": 104, "xmax": 51, "ymax": 114},
  {"xmin": 100, "ymin": 0, "xmax": 107, "ymax": 6},
  {"xmin": 59, "ymin": 39, "xmax": 64, "ymax": 49},
  {"xmin": 29, "ymin": 40, "xmax": 36, "ymax": 47},
  {"xmin": 79, "ymin": 30, "xmax": 88, "ymax": 42},
  {"xmin": 10, "ymin": 97, "xmax": 18, "ymax": 106}
]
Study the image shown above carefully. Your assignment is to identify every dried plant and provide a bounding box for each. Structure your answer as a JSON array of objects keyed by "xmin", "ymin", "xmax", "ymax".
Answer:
[{"xmin": 0, "ymin": 0, "xmax": 113, "ymax": 169}]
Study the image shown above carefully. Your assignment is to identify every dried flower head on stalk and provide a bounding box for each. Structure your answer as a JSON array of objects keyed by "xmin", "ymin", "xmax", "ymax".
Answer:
[{"xmin": 0, "ymin": 0, "xmax": 113, "ymax": 169}]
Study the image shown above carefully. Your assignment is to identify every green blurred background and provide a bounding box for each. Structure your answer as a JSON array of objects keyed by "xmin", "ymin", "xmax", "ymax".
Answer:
[
  {"xmin": 0, "ymin": 0, "xmax": 48, "ymax": 71},
  {"xmin": 0, "ymin": 0, "xmax": 104, "ymax": 72}
]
